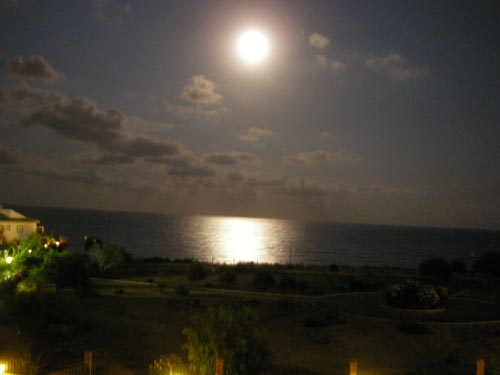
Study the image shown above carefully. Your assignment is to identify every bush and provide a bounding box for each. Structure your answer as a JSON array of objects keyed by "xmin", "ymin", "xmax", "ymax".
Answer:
[
  {"xmin": 188, "ymin": 262, "xmax": 209, "ymax": 281},
  {"xmin": 451, "ymin": 258, "xmax": 467, "ymax": 274},
  {"xmin": 218, "ymin": 270, "xmax": 237, "ymax": 288},
  {"xmin": 474, "ymin": 251, "xmax": 500, "ymax": 277},
  {"xmin": 183, "ymin": 305, "xmax": 272, "ymax": 375},
  {"xmin": 384, "ymin": 279, "xmax": 448, "ymax": 310},
  {"xmin": 329, "ymin": 264, "xmax": 339, "ymax": 272},
  {"xmin": 277, "ymin": 275, "xmax": 296, "ymax": 292},
  {"xmin": 418, "ymin": 257, "xmax": 452, "ymax": 280},
  {"xmin": 88, "ymin": 243, "xmax": 131, "ymax": 274},
  {"xmin": 252, "ymin": 271, "xmax": 275, "ymax": 291},
  {"xmin": 41, "ymin": 251, "xmax": 93, "ymax": 295}
]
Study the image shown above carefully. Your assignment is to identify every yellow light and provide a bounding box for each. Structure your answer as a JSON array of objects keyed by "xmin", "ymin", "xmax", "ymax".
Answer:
[
  {"xmin": 5, "ymin": 257, "xmax": 13, "ymax": 264},
  {"xmin": 0, "ymin": 363, "xmax": 6, "ymax": 374},
  {"xmin": 28, "ymin": 249, "xmax": 32, "ymax": 254},
  {"xmin": 55, "ymin": 241, "xmax": 60, "ymax": 246},
  {"xmin": 44, "ymin": 244, "xmax": 48, "ymax": 249}
]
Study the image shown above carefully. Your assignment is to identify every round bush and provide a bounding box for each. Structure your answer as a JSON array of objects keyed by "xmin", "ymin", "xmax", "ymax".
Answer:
[
  {"xmin": 188, "ymin": 262, "xmax": 209, "ymax": 281},
  {"xmin": 218, "ymin": 270, "xmax": 237, "ymax": 288},
  {"xmin": 252, "ymin": 271, "xmax": 275, "ymax": 291},
  {"xmin": 384, "ymin": 279, "xmax": 448, "ymax": 310}
]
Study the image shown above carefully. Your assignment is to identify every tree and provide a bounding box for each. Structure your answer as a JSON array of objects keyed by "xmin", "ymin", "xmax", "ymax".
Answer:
[
  {"xmin": 418, "ymin": 257, "xmax": 452, "ymax": 281},
  {"xmin": 474, "ymin": 251, "xmax": 500, "ymax": 277},
  {"xmin": 183, "ymin": 305, "xmax": 272, "ymax": 375}
]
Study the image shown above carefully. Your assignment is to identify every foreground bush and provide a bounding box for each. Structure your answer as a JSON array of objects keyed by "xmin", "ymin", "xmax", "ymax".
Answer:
[
  {"xmin": 384, "ymin": 279, "xmax": 448, "ymax": 310},
  {"xmin": 183, "ymin": 305, "xmax": 272, "ymax": 375}
]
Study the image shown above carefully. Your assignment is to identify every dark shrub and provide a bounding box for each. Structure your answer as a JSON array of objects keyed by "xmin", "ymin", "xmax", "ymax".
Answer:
[
  {"xmin": 329, "ymin": 263, "xmax": 339, "ymax": 272},
  {"xmin": 277, "ymin": 275, "xmax": 296, "ymax": 292},
  {"xmin": 451, "ymin": 258, "xmax": 467, "ymax": 274},
  {"xmin": 474, "ymin": 251, "xmax": 500, "ymax": 277},
  {"xmin": 252, "ymin": 271, "xmax": 275, "ymax": 291},
  {"xmin": 385, "ymin": 279, "xmax": 447, "ymax": 310},
  {"xmin": 175, "ymin": 285, "xmax": 190, "ymax": 296},
  {"xmin": 295, "ymin": 279, "xmax": 310, "ymax": 293},
  {"xmin": 40, "ymin": 251, "xmax": 94, "ymax": 296},
  {"xmin": 418, "ymin": 257, "xmax": 452, "ymax": 280},
  {"xmin": 218, "ymin": 270, "xmax": 237, "ymax": 288},
  {"xmin": 188, "ymin": 262, "xmax": 209, "ymax": 281}
]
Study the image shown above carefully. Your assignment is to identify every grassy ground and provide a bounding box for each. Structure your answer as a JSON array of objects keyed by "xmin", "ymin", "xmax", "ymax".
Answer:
[{"xmin": 1, "ymin": 261, "xmax": 500, "ymax": 374}]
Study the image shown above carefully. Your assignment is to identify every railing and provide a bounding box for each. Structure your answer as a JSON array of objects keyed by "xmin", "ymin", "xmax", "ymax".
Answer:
[{"xmin": 0, "ymin": 353, "xmax": 496, "ymax": 375}]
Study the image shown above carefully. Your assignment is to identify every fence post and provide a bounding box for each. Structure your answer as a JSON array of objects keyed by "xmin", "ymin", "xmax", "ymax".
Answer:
[
  {"xmin": 84, "ymin": 351, "xmax": 93, "ymax": 375},
  {"xmin": 476, "ymin": 359, "xmax": 485, "ymax": 375},
  {"xmin": 215, "ymin": 357, "xmax": 224, "ymax": 375},
  {"xmin": 349, "ymin": 359, "xmax": 357, "ymax": 375}
]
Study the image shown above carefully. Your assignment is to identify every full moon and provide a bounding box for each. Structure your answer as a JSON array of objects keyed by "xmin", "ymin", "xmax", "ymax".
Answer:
[{"xmin": 237, "ymin": 29, "xmax": 269, "ymax": 64}]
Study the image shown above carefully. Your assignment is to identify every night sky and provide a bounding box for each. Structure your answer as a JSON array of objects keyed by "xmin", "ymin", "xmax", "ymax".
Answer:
[{"xmin": 0, "ymin": 1, "xmax": 498, "ymax": 229}]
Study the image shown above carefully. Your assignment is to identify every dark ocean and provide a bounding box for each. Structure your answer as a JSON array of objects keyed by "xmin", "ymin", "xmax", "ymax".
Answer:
[{"xmin": 12, "ymin": 205, "xmax": 500, "ymax": 268}]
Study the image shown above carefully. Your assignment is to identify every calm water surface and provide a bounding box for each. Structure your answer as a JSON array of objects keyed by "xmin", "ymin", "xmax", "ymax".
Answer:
[{"xmin": 13, "ymin": 206, "xmax": 500, "ymax": 268}]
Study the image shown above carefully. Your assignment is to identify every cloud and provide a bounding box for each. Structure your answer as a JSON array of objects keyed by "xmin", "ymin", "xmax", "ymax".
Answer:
[
  {"xmin": 180, "ymin": 75, "xmax": 223, "ymax": 105},
  {"xmin": 284, "ymin": 149, "xmax": 361, "ymax": 165},
  {"xmin": 309, "ymin": 33, "xmax": 330, "ymax": 50},
  {"xmin": 93, "ymin": 0, "xmax": 133, "ymax": 22},
  {"xmin": 226, "ymin": 171, "xmax": 245, "ymax": 184},
  {"xmin": 146, "ymin": 153, "xmax": 216, "ymax": 178},
  {"xmin": 7, "ymin": 55, "xmax": 64, "ymax": 83},
  {"xmin": 165, "ymin": 102, "xmax": 223, "ymax": 118},
  {"xmin": 0, "ymin": 145, "xmax": 18, "ymax": 164},
  {"xmin": 89, "ymin": 153, "xmax": 136, "ymax": 165},
  {"xmin": 320, "ymin": 131, "xmax": 330, "ymax": 139},
  {"xmin": 315, "ymin": 54, "xmax": 346, "ymax": 73},
  {"xmin": 366, "ymin": 53, "xmax": 430, "ymax": 81},
  {"xmin": 0, "ymin": 83, "xmax": 64, "ymax": 110},
  {"xmin": 204, "ymin": 152, "xmax": 258, "ymax": 166},
  {"xmin": 1, "ymin": 84, "xmax": 185, "ymax": 159},
  {"xmin": 238, "ymin": 127, "xmax": 274, "ymax": 142}
]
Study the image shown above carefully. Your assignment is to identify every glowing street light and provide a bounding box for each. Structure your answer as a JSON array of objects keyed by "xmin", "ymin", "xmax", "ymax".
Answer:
[
  {"xmin": 5, "ymin": 256, "xmax": 13, "ymax": 264},
  {"xmin": 0, "ymin": 363, "xmax": 6, "ymax": 374}
]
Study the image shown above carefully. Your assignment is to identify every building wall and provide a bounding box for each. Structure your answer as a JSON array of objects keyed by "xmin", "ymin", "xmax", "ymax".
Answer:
[{"xmin": 0, "ymin": 221, "xmax": 38, "ymax": 243}]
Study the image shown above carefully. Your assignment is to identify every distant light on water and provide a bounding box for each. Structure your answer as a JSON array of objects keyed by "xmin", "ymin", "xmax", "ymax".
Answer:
[{"xmin": 216, "ymin": 217, "xmax": 269, "ymax": 263}]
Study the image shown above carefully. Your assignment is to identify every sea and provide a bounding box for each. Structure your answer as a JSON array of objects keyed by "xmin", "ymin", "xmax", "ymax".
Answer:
[{"xmin": 11, "ymin": 205, "xmax": 500, "ymax": 269}]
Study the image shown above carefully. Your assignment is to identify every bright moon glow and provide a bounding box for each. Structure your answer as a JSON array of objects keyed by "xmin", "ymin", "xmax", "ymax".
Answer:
[{"xmin": 237, "ymin": 30, "xmax": 269, "ymax": 64}]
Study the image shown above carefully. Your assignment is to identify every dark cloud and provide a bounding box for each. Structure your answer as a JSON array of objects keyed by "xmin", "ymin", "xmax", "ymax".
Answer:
[
  {"xmin": 90, "ymin": 153, "xmax": 136, "ymax": 165},
  {"xmin": 284, "ymin": 150, "xmax": 361, "ymax": 165},
  {"xmin": 366, "ymin": 53, "xmax": 430, "ymax": 81},
  {"xmin": 7, "ymin": 55, "xmax": 64, "ymax": 82},
  {"xmin": 226, "ymin": 171, "xmax": 245, "ymax": 184},
  {"xmin": 204, "ymin": 151, "xmax": 258, "ymax": 166},
  {"xmin": 0, "ymin": 85, "xmax": 185, "ymax": 160},
  {"xmin": 0, "ymin": 145, "xmax": 18, "ymax": 164},
  {"xmin": 180, "ymin": 75, "xmax": 223, "ymax": 105},
  {"xmin": 168, "ymin": 164, "xmax": 215, "ymax": 178},
  {"xmin": 0, "ymin": 83, "xmax": 64, "ymax": 108},
  {"xmin": 238, "ymin": 127, "xmax": 274, "ymax": 142}
]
